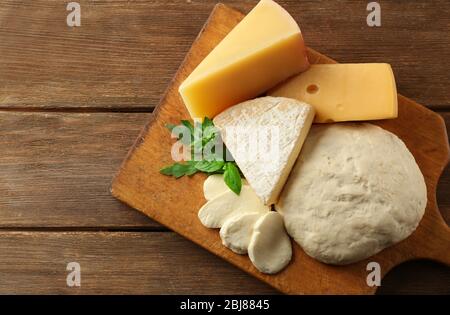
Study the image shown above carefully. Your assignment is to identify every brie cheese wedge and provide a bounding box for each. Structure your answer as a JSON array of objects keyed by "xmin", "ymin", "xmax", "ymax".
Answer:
[{"xmin": 214, "ymin": 96, "xmax": 315, "ymax": 205}]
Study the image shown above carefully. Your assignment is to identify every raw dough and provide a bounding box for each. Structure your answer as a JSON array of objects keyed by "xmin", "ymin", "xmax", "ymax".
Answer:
[
  {"xmin": 276, "ymin": 123, "xmax": 427, "ymax": 265},
  {"xmin": 248, "ymin": 212, "xmax": 292, "ymax": 274}
]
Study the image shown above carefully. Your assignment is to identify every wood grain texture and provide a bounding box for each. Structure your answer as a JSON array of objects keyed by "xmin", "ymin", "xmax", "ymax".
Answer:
[
  {"xmin": 0, "ymin": 231, "xmax": 276, "ymax": 294},
  {"xmin": 1, "ymin": 0, "xmax": 449, "ymax": 109},
  {"xmin": 377, "ymin": 260, "xmax": 450, "ymax": 295},
  {"xmin": 0, "ymin": 0, "xmax": 449, "ymax": 295},
  {"xmin": 0, "ymin": 112, "xmax": 156, "ymax": 228},
  {"xmin": 0, "ymin": 231, "xmax": 447, "ymax": 295},
  {"xmin": 438, "ymin": 113, "xmax": 450, "ymax": 226},
  {"xmin": 111, "ymin": 4, "xmax": 450, "ymax": 294},
  {"xmin": 0, "ymin": 110, "xmax": 448, "ymax": 230}
]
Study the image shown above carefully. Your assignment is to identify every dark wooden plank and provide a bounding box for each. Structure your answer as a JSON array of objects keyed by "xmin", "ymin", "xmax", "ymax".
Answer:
[
  {"xmin": 0, "ymin": 231, "xmax": 277, "ymax": 294},
  {"xmin": 0, "ymin": 231, "xmax": 447, "ymax": 294},
  {"xmin": 0, "ymin": 112, "xmax": 156, "ymax": 228},
  {"xmin": 0, "ymin": 0, "xmax": 449, "ymax": 109},
  {"xmin": 438, "ymin": 113, "xmax": 450, "ymax": 225},
  {"xmin": 378, "ymin": 260, "xmax": 450, "ymax": 295},
  {"xmin": 277, "ymin": 0, "xmax": 450, "ymax": 108},
  {"xmin": 111, "ymin": 4, "xmax": 450, "ymax": 294},
  {"xmin": 0, "ymin": 110, "xmax": 447, "ymax": 230}
]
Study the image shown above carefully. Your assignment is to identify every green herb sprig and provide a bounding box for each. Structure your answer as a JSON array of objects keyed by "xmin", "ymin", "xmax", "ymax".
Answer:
[{"xmin": 160, "ymin": 118, "xmax": 242, "ymax": 195}]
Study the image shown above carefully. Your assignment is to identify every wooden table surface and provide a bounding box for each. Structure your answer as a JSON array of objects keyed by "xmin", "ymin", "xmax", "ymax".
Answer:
[{"xmin": 0, "ymin": 0, "xmax": 449, "ymax": 294}]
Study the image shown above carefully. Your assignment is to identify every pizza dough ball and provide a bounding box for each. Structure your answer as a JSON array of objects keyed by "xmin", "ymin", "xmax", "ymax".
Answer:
[{"xmin": 276, "ymin": 123, "xmax": 427, "ymax": 265}]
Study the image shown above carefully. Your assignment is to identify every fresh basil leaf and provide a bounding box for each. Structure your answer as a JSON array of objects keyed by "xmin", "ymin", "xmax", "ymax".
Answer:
[
  {"xmin": 160, "ymin": 164, "xmax": 175, "ymax": 176},
  {"xmin": 202, "ymin": 125, "xmax": 219, "ymax": 145},
  {"xmin": 161, "ymin": 118, "xmax": 243, "ymax": 189},
  {"xmin": 172, "ymin": 163, "xmax": 194, "ymax": 178},
  {"xmin": 184, "ymin": 160, "xmax": 199, "ymax": 176},
  {"xmin": 223, "ymin": 162, "xmax": 242, "ymax": 195},
  {"xmin": 169, "ymin": 163, "xmax": 186, "ymax": 178},
  {"xmin": 202, "ymin": 117, "xmax": 214, "ymax": 131},
  {"xmin": 160, "ymin": 162, "xmax": 198, "ymax": 178},
  {"xmin": 230, "ymin": 161, "xmax": 244, "ymax": 177},
  {"xmin": 195, "ymin": 160, "xmax": 225, "ymax": 173}
]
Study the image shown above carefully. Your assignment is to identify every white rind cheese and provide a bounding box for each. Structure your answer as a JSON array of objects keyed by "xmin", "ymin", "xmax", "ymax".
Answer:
[{"xmin": 214, "ymin": 96, "xmax": 315, "ymax": 205}]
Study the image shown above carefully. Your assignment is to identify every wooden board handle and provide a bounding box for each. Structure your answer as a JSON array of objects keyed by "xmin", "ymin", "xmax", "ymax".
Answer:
[
  {"xmin": 420, "ymin": 217, "xmax": 450, "ymax": 266},
  {"xmin": 410, "ymin": 200, "xmax": 450, "ymax": 266}
]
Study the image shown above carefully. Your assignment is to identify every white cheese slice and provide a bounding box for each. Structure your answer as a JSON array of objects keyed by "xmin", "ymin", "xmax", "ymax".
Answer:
[
  {"xmin": 220, "ymin": 212, "xmax": 264, "ymax": 254},
  {"xmin": 214, "ymin": 96, "xmax": 315, "ymax": 205},
  {"xmin": 203, "ymin": 174, "xmax": 248, "ymax": 201},
  {"xmin": 248, "ymin": 211, "xmax": 292, "ymax": 274},
  {"xmin": 198, "ymin": 186, "xmax": 270, "ymax": 228}
]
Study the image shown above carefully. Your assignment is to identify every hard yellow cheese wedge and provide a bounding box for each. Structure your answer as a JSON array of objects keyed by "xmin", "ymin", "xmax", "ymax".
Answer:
[
  {"xmin": 179, "ymin": 0, "xmax": 309, "ymax": 119},
  {"xmin": 269, "ymin": 64, "xmax": 398, "ymax": 123}
]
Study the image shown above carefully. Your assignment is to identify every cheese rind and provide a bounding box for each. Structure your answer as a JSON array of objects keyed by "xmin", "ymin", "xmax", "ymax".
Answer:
[
  {"xmin": 179, "ymin": 0, "xmax": 309, "ymax": 119},
  {"xmin": 214, "ymin": 96, "xmax": 315, "ymax": 205},
  {"xmin": 269, "ymin": 63, "xmax": 398, "ymax": 123}
]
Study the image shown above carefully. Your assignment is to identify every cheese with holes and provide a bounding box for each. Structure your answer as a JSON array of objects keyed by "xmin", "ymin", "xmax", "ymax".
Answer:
[
  {"xmin": 179, "ymin": 0, "xmax": 309, "ymax": 119},
  {"xmin": 214, "ymin": 96, "xmax": 315, "ymax": 205},
  {"xmin": 269, "ymin": 64, "xmax": 398, "ymax": 123}
]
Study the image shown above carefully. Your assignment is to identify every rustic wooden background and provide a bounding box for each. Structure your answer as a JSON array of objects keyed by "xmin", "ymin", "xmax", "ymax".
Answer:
[{"xmin": 0, "ymin": 0, "xmax": 449, "ymax": 294}]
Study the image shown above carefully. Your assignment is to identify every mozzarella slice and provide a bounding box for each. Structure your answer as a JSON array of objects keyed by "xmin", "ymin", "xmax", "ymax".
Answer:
[
  {"xmin": 220, "ymin": 212, "xmax": 264, "ymax": 254},
  {"xmin": 248, "ymin": 212, "xmax": 292, "ymax": 274},
  {"xmin": 203, "ymin": 174, "xmax": 248, "ymax": 201},
  {"xmin": 214, "ymin": 96, "xmax": 315, "ymax": 205},
  {"xmin": 198, "ymin": 186, "xmax": 269, "ymax": 228}
]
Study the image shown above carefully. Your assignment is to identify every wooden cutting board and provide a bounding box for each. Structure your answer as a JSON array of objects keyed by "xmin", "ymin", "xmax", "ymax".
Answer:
[{"xmin": 111, "ymin": 3, "xmax": 450, "ymax": 294}]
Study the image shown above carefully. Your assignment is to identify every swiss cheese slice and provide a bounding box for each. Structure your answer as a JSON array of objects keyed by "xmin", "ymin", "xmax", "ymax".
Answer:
[
  {"xmin": 179, "ymin": 0, "xmax": 309, "ymax": 119},
  {"xmin": 269, "ymin": 64, "xmax": 398, "ymax": 123},
  {"xmin": 214, "ymin": 96, "xmax": 315, "ymax": 205}
]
